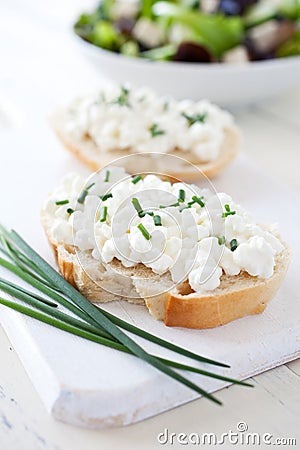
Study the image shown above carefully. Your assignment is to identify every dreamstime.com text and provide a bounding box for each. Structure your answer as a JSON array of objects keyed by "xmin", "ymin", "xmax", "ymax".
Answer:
[{"xmin": 157, "ymin": 422, "xmax": 297, "ymax": 446}]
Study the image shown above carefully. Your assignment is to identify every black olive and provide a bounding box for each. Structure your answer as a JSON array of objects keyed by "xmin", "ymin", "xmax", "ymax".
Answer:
[
  {"xmin": 114, "ymin": 17, "xmax": 135, "ymax": 36},
  {"xmin": 218, "ymin": 0, "xmax": 258, "ymax": 16},
  {"xmin": 243, "ymin": 36, "xmax": 276, "ymax": 61},
  {"xmin": 173, "ymin": 42, "xmax": 213, "ymax": 63}
]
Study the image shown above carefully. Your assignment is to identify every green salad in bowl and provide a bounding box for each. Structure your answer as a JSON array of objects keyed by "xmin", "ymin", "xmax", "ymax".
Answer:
[{"xmin": 74, "ymin": 0, "xmax": 300, "ymax": 63}]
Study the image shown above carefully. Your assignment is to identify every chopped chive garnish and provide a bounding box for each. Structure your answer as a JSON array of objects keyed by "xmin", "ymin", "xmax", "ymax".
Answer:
[
  {"xmin": 99, "ymin": 193, "xmax": 113, "ymax": 201},
  {"xmin": 159, "ymin": 202, "xmax": 180, "ymax": 209},
  {"xmin": 137, "ymin": 223, "xmax": 151, "ymax": 240},
  {"xmin": 179, "ymin": 206, "xmax": 189, "ymax": 212},
  {"xmin": 86, "ymin": 182, "xmax": 95, "ymax": 191},
  {"xmin": 218, "ymin": 236, "xmax": 226, "ymax": 245},
  {"xmin": 222, "ymin": 204, "xmax": 236, "ymax": 218},
  {"xmin": 114, "ymin": 86, "xmax": 130, "ymax": 107},
  {"xmin": 78, "ymin": 190, "xmax": 88, "ymax": 204},
  {"xmin": 182, "ymin": 112, "xmax": 207, "ymax": 127},
  {"xmin": 104, "ymin": 170, "xmax": 110, "ymax": 182},
  {"xmin": 132, "ymin": 198, "xmax": 143, "ymax": 215},
  {"xmin": 55, "ymin": 200, "xmax": 69, "ymax": 206},
  {"xmin": 149, "ymin": 123, "xmax": 165, "ymax": 138},
  {"xmin": 187, "ymin": 200, "xmax": 196, "ymax": 207},
  {"xmin": 78, "ymin": 182, "xmax": 95, "ymax": 204},
  {"xmin": 132, "ymin": 175, "xmax": 142, "ymax": 185},
  {"xmin": 230, "ymin": 239, "xmax": 238, "ymax": 251},
  {"xmin": 131, "ymin": 198, "xmax": 153, "ymax": 217},
  {"xmin": 192, "ymin": 196, "xmax": 205, "ymax": 207},
  {"xmin": 178, "ymin": 189, "xmax": 185, "ymax": 203},
  {"xmin": 100, "ymin": 206, "xmax": 108, "ymax": 223},
  {"xmin": 66, "ymin": 208, "xmax": 74, "ymax": 215},
  {"xmin": 142, "ymin": 211, "xmax": 154, "ymax": 217},
  {"xmin": 153, "ymin": 215, "xmax": 162, "ymax": 226}
]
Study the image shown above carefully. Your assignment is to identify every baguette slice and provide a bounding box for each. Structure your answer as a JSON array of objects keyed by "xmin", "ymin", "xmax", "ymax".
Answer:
[
  {"xmin": 42, "ymin": 211, "xmax": 290, "ymax": 329},
  {"xmin": 50, "ymin": 110, "xmax": 240, "ymax": 181}
]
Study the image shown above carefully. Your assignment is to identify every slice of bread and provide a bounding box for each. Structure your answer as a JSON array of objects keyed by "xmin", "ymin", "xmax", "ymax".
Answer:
[
  {"xmin": 42, "ymin": 211, "xmax": 290, "ymax": 329},
  {"xmin": 50, "ymin": 110, "xmax": 240, "ymax": 181}
]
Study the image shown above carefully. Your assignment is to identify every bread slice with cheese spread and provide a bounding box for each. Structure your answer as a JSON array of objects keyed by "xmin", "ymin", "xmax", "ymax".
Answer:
[
  {"xmin": 41, "ymin": 169, "xmax": 290, "ymax": 329},
  {"xmin": 42, "ymin": 224, "xmax": 289, "ymax": 329},
  {"xmin": 51, "ymin": 85, "xmax": 240, "ymax": 180}
]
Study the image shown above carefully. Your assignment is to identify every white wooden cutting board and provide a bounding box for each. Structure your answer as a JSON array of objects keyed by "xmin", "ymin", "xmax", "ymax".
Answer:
[{"xmin": 0, "ymin": 128, "xmax": 299, "ymax": 428}]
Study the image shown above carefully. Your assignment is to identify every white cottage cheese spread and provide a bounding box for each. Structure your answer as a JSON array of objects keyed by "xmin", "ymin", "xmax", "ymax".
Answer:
[
  {"xmin": 61, "ymin": 85, "xmax": 235, "ymax": 162},
  {"xmin": 44, "ymin": 167, "xmax": 284, "ymax": 294}
]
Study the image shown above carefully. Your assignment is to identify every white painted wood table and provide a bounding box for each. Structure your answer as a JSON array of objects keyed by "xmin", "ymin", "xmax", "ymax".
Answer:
[{"xmin": 0, "ymin": 1, "xmax": 300, "ymax": 449}]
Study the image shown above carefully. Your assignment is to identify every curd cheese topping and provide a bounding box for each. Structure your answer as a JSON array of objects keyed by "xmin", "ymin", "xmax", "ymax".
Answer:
[
  {"xmin": 44, "ymin": 167, "xmax": 284, "ymax": 294},
  {"xmin": 61, "ymin": 85, "xmax": 234, "ymax": 162}
]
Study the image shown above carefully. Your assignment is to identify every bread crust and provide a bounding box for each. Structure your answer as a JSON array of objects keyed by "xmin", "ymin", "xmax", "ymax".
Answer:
[
  {"xmin": 50, "ymin": 112, "xmax": 240, "ymax": 181},
  {"xmin": 41, "ymin": 211, "xmax": 290, "ymax": 329},
  {"xmin": 151, "ymin": 258, "xmax": 289, "ymax": 328}
]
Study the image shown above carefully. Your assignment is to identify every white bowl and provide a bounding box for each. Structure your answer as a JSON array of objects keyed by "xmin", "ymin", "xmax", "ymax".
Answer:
[{"xmin": 75, "ymin": 35, "xmax": 300, "ymax": 107}]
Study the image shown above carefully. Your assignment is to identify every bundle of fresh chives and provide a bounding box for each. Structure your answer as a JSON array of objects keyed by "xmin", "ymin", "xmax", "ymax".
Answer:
[{"xmin": 0, "ymin": 225, "xmax": 252, "ymax": 405}]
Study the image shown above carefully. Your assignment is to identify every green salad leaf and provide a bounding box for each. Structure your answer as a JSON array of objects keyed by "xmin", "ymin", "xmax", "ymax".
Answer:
[
  {"xmin": 244, "ymin": 0, "xmax": 300, "ymax": 28},
  {"xmin": 120, "ymin": 40, "xmax": 139, "ymax": 57},
  {"xmin": 141, "ymin": 0, "xmax": 159, "ymax": 19},
  {"xmin": 244, "ymin": 3, "xmax": 277, "ymax": 28},
  {"xmin": 74, "ymin": 0, "xmax": 118, "ymax": 45},
  {"xmin": 92, "ymin": 21, "xmax": 121, "ymax": 50},
  {"xmin": 277, "ymin": 31, "xmax": 300, "ymax": 57},
  {"xmin": 141, "ymin": 44, "xmax": 177, "ymax": 60},
  {"xmin": 96, "ymin": 0, "xmax": 115, "ymax": 21},
  {"xmin": 153, "ymin": 2, "xmax": 244, "ymax": 58},
  {"xmin": 279, "ymin": 0, "xmax": 300, "ymax": 20}
]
